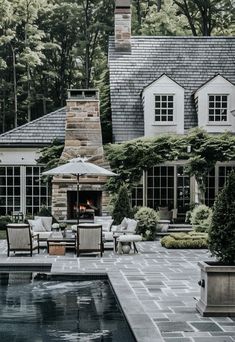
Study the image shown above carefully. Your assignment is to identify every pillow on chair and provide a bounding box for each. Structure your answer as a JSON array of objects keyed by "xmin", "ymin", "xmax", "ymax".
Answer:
[
  {"xmin": 126, "ymin": 218, "xmax": 138, "ymax": 233},
  {"xmin": 28, "ymin": 218, "xmax": 45, "ymax": 233},
  {"xmin": 101, "ymin": 220, "xmax": 114, "ymax": 232},
  {"xmin": 35, "ymin": 216, "xmax": 52, "ymax": 232},
  {"xmin": 120, "ymin": 217, "xmax": 128, "ymax": 230}
]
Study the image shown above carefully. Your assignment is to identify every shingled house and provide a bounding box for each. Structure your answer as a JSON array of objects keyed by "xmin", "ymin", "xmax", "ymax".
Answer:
[
  {"xmin": 0, "ymin": 90, "xmax": 110, "ymax": 219},
  {"xmin": 0, "ymin": 0, "xmax": 234, "ymax": 219},
  {"xmin": 108, "ymin": 0, "xmax": 235, "ymax": 217}
]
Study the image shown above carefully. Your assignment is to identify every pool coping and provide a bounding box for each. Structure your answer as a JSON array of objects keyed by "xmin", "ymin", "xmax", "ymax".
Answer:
[{"xmin": 0, "ymin": 261, "xmax": 162, "ymax": 342}]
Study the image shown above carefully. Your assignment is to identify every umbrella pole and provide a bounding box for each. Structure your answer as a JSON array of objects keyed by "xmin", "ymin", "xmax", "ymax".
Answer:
[{"xmin": 77, "ymin": 174, "xmax": 80, "ymax": 226}]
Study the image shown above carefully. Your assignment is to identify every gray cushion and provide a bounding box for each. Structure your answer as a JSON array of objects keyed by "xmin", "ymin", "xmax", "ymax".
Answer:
[
  {"xmin": 28, "ymin": 218, "xmax": 45, "ymax": 233},
  {"xmin": 35, "ymin": 216, "xmax": 52, "ymax": 232}
]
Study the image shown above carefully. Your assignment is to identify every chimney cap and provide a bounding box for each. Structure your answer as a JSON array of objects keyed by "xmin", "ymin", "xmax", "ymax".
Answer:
[
  {"xmin": 116, "ymin": 0, "xmax": 131, "ymax": 8},
  {"xmin": 68, "ymin": 89, "xmax": 99, "ymax": 101}
]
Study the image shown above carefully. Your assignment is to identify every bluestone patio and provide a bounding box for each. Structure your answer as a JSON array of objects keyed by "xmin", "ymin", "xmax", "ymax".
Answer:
[{"xmin": 0, "ymin": 241, "xmax": 234, "ymax": 342}]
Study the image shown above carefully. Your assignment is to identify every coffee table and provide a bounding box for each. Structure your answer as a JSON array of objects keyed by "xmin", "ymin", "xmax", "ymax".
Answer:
[{"xmin": 47, "ymin": 234, "xmax": 76, "ymax": 255}]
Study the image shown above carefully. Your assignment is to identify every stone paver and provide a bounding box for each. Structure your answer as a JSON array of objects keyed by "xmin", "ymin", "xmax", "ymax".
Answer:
[{"xmin": 0, "ymin": 241, "xmax": 234, "ymax": 342}]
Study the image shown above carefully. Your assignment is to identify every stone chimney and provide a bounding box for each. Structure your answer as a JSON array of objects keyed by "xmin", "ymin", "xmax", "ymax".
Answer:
[
  {"xmin": 115, "ymin": 0, "xmax": 131, "ymax": 52},
  {"xmin": 51, "ymin": 89, "xmax": 110, "ymax": 221},
  {"xmin": 61, "ymin": 89, "xmax": 104, "ymax": 165}
]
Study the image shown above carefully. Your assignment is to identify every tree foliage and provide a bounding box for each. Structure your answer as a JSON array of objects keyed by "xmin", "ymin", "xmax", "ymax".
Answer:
[
  {"xmin": 208, "ymin": 171, "xmax": 235, "ymax": 264},
  {"xmin": 112, "ymin": 184, "xmax": 132, "ymax": 225}
]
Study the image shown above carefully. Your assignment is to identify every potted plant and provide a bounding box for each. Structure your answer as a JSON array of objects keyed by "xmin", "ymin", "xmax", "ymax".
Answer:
[{"xmin": 196, "ymin": 171, "xmax": 235, "ymax": 316}]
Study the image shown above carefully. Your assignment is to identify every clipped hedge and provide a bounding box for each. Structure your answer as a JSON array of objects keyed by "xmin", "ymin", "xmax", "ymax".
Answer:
[{"xmin": 161, "ymin": 231, "xmax": 208, "ymax": 249}]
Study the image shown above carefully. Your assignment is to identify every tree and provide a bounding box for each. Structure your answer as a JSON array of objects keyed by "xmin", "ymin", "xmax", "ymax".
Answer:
[
  {"xmin": 96, "ymin": 68, "xmax": 112, "ymax": 144},
  {"xmin": 173, "ymin": 0, "xmax": 234, "ymax": 36},
  {"xmin": 141, "ymin": 0, "xmax": 190, "ymax": 35},
  {"xmin": 208, "ymin": 171, "xmax": 235, "ymax": 264},
  {"xmin": 112, "ymin": 185, "xmax": 132, "ymax": 225}
]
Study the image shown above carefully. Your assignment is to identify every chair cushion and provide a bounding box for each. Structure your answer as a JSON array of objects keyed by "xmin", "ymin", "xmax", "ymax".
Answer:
[
  {"xmin": 37, "ymin": 231, "xmax": 52, "ymax": 240},
  {"xmin": 28, "ymin": 218, "xmax": 45, "ymax": 233},
  {"xmin": 117, "ymin": 234, "xmax": 142, "ymax": 242},
  {"xmin": 35, "ymin": 216, "xmax": 52, "ymax": 232},
  {"xmin": 103, "ymin": 231, "xmax": 114, "ymax": 241},
  {"xmin": 120, "ymin": 217, "xmax": 128, "ymax": 230},
  {"xmin": 126, "ymin": 219, "xmax": 138, "ymax": 233}
]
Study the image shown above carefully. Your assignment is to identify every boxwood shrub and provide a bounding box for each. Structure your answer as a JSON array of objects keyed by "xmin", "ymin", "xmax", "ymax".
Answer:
[{"xmin": 161, "ymin": 231, "xmax": 208, "ymax": 249}]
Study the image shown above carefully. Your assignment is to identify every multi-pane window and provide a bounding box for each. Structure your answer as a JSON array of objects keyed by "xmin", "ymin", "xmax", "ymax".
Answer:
[
  {"xmin": 26, "ymin": 166, "xmax": 51, "ymax": 215},
  {"xmin": 218, "ymin": 166, "xmax": 235, "ymax": 190},
  {"xmin": 155, "ymin": 95, "xmax": 174, "ymax": 122},
  {"xmin": 0, "ymin": 167, "xmax": 21, "ymax": 216},
  {"xmin": 0, "ymin": 165, "xmax": 51, "ymax": 216},
  {"xmin": 131, "ymin": 184, "xmax": 143, "ymax": 207},
  {"xmin": 177, "ymin": 166, "xmax": 190, "ymax": 213},
  {"xmin": 147, "ymin": 166, "xmax": 174, "ymax": 210},
  {"xmin": 205, "ymin": 168, "xmax": 216, "ymax": 207},
  {"xmin": 208, "ymin": 95, "xmax": 228, "ymax": 122}
]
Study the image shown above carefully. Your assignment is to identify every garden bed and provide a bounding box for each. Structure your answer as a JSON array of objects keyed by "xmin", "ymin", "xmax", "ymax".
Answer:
[{"xmin": 160, "ymin": 231, "xmax": 208, "ymax": 249}]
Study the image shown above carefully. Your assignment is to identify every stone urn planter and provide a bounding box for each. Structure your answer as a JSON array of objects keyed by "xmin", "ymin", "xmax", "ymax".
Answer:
[{"xmin": 196, "ymin": 261, "xmax": 235, "ymax": 316}]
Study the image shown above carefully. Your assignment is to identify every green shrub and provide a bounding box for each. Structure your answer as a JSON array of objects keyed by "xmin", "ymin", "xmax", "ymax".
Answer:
[
  {"xmin": 190, "ymin": 204, "xmax": 212, "ymax": 232},
  {"xmin": 134, "ymin": 207, "xmax": 159, "ymax": 240},
  {"xmin": 37, "ymin": 206, "xmax": 52, "ymax": 217},
  {"xmin": 0, "ymin": 216, "xmax": 12, "ymax": 231},
  {"xmin": 161, "ymin": 232, "xmax": 208, "ymax": 249},
  {"xmin": 208, "ymin": 171, "xmax": 235, "ymax": 264},
  {"xmin": 112, "ymin": 185, "xmax": 132, "ymax": 224}
]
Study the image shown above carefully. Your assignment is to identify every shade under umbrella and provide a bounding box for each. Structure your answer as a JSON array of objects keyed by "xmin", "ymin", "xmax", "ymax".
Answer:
[{"xmin": 42, "ymin": 157, "xmax": 117, "ymax": 224}]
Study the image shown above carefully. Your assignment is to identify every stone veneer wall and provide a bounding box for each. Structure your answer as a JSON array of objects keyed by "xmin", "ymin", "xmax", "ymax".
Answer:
[{"xmin": 51, "ymin": 90, "xmax": 110, "ymax": 220}]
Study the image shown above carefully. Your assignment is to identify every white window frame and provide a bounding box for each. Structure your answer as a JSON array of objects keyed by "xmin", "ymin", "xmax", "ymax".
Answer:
[
  {"xmin": 154, "ymin": 94, "xmax": 175, "ymax": 123},
  {"xmin": 208, "ymin": 94, "xmax": 229, "ymax": 124}
]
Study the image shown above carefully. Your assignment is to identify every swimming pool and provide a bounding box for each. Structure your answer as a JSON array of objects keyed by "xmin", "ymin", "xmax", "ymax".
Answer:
[{"xmin": 0, "ymin": 273, "xmax": 136, "ymax": 341}]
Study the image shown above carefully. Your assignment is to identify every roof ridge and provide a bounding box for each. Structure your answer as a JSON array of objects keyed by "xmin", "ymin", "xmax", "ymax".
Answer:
[
  {"xmin": 0, "ymin": 107, "xmax": 66, "ymax": 138},
  {"xmin": 110, "ymin": 35, "xmax": 235, "ymax": 40}
]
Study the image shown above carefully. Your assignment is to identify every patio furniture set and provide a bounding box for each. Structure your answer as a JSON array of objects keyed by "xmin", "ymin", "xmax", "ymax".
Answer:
[{"xmin": 6, "ymin": 216, "xmax": 142, "ymax": 257}]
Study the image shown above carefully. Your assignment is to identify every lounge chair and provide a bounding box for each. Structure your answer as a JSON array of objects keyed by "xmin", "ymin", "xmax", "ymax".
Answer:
[
  {"xmin": 77, "ymin": 224, "xmax": 103, "ymax": 257},
  {"xmin": 6, "ymin": 224, "xmax": 39, "ymax": 256}
]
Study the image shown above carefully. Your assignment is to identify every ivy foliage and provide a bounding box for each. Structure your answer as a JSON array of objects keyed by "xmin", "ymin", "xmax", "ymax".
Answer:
[
  {"xmin": 37, "ymin": 139, "xmax": 64, "ymax": 179},
  {"xmin": 105, "ymin": 128, "xmax": 235, "ymax": 193}
]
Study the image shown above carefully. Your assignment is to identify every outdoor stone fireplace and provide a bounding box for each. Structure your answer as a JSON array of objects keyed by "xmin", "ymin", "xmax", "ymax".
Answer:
[
  {"xmin": 51, "ymin": 89, "xmax": 110, "ymax": 221},
  {"xmin": 67, "ymin": 190, "xmax": 102, "ymax": 219}
]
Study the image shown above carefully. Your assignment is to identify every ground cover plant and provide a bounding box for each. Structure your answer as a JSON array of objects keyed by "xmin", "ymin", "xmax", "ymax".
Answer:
[
  {"xmin": 208, "ymin": 171, "xmax": 235, "ymax": 264},
  {"xmin": 161, "ymin": 231, "xmax": 208, "ymax": 249}
]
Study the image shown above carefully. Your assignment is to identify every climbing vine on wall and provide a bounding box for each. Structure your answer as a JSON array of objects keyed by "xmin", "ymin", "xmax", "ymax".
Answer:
[{"xmin": 105, "ymin": 129, "xmax": 235, "ymax": 199}]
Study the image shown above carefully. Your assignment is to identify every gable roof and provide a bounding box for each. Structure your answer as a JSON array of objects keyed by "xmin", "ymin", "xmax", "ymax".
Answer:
[
  {"xmin": 194, "ymin": 74, "xmax": 235, "ymax": 95},
  {"xmin": 142, "ymin": 73, "xmax": 185, "ymax": 93},
  {"xmin": 0, "ymin": 108, "xmax": 66, "ymax": 147},
  {"xmin": 109, "ymin": 36, "xmax": 235, "ymax": 143}
]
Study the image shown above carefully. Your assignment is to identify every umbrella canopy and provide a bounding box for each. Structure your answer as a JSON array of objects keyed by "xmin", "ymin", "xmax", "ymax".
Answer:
[
  {"xmin": 42, "ymin": 157, "xmax": 116, "ymax": 177},
  {"xmin": 42, "ymin": 157, "xmax": 117, "ymax": 224}
]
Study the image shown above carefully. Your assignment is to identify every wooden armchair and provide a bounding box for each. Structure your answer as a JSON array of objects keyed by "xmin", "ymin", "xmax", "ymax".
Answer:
[
  {"xmin": 77, "ymin": 224, "xmax": 103, "ymax": 257},
  {"xmin": 6, "ymin": 224, "xmax": 39, "ymax": 257}
]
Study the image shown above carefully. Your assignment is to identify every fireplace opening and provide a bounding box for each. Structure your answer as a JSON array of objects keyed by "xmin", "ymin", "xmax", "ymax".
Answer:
[{"xmin": 67, "ymin": 191, "xmax": 102, "ymax": 220}]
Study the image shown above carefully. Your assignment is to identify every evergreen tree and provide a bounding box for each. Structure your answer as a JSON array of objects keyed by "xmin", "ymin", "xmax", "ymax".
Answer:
[
  {"xmin": 112, "ymin": 185, "xmax": 132, "ymax": 225},
  {"xmin": 141, "ymin": 0, "xmax": 190, "ymax": 36},
  {"xmin": 208, "ymin": 171, "xmax": 235, "ymax": 264}
]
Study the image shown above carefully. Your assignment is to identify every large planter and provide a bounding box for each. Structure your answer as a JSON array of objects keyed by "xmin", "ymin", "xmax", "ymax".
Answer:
[{"xmin": 196, "ymin": 261, "xmax": 235, "ymax": 316}]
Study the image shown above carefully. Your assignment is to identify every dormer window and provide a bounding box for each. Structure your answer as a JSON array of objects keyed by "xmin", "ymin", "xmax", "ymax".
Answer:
[
  {"xmin": 155, "ymin": 95, "xmax": 174, "ymax": 122},
  {"xmin": 209, "ymin": 95, "xmax": 228, "ymax": 122}
]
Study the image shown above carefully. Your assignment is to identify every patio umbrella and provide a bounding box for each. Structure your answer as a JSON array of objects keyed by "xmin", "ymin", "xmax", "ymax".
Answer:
[{"xmin": 42, "ymin": 157, "xmax": 117, "ymax": 224}]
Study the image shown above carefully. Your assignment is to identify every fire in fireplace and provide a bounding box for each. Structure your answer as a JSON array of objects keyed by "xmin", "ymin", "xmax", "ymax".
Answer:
[{"xmin": 67, "ymin": 191, "xmax": 102, "ymax": 220}]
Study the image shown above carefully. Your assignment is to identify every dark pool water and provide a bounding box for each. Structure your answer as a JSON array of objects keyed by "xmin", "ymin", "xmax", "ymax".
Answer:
[{"xmin": 0, "ymin": 273, "xmax": 136, "ymax": 341}]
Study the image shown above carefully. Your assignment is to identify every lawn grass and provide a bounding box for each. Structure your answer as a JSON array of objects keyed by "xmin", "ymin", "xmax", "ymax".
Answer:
[{"xmin": 0, "ymin": 230, "xmax": 6, "ymax": 240}]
